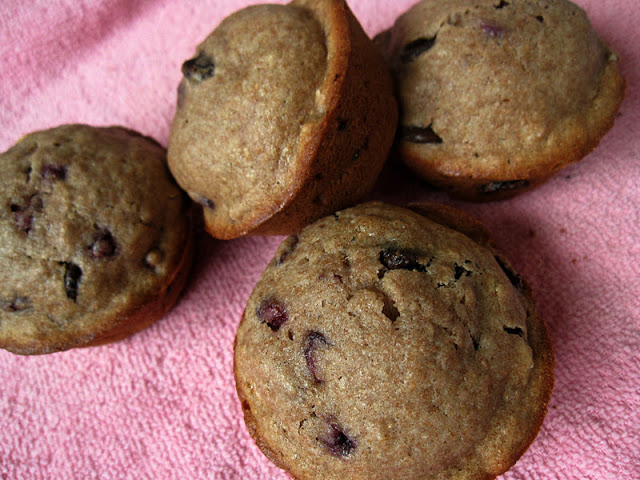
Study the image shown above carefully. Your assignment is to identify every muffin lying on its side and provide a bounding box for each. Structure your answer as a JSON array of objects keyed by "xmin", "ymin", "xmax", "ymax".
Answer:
[
  {"xmin": 168, "ymin": 0, "xmax": 397, "ymax": 239},
  {"xmin": 234, "ymin": 201, "xmax": 554, "ymax": 480},
  {"xmin": 0, "ymin": 125, "xmax": 193, "ymax": 355},
  {"xmin": 376, "ymin": 0, "xmax": 625, "ymax": 200}
]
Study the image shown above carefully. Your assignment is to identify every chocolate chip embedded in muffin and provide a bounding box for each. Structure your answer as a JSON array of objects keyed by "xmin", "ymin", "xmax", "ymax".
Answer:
[
  {"xmin": 41, "ymin": 164, "xmax": 67, "ymax": 182},
  {"xmin": 0, "ymin": 125, "xmax": 194, "ymax": 355},
  {"xmin": 181, "ymin": 52, "xmax": 216, "ymax": 83},
  {"xmin": 62, "ymin": 262, "xmax": 83, "ymax": 302},
  {"xmin": 376, "ymin": 0, "xmax": 625, "ymax": 200},
  {"xmin": 168, "ymin": 0, "xmax": 397, "ymax": 239},
  {"xmin": 235, "ymin": 201, "xmax": 554, "ymax": 480},
  {"xmin": 257, "ymin": 297, "xmax": 289, "ymax": 332}
]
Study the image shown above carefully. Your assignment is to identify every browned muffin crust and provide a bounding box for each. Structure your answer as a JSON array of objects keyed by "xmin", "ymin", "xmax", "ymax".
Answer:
[
  {"xmin": 376, "ymin": 0, "xmax": 625, "ymax": 200},
  {"xmin": 0, "ymin": 125, "xmax": 194, "ymax": 355},
  {"xmin": 168, "ymin": 0, "xmax": 397, "ymax": 239},
  {"xmin": 234, "ymin": 201, "xmax": 554, "ymax": 480}
]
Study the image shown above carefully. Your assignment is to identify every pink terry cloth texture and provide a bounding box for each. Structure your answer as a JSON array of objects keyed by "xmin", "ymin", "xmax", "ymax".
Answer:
[{"xmin": 0, "ymin": 0, "xmax": 638, "ymax": 479}]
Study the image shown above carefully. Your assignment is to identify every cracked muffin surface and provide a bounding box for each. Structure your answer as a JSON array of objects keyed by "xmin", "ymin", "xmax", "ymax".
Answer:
[
  {"xmin": 234, "ymin": 201, "xmax": 554, "ymax": 480},
  {"xmin": 376, "ymin": 0, "xmax": 625, "ymax": 199},
  {"xmin": 0, "ymin": 125, "xmax": 193, "ymax": 355}
]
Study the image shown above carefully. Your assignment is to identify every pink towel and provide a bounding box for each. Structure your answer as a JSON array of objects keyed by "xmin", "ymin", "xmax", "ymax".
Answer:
[{"xmin": 1, "ymin": 0, "xmax": 638, "ymax": 478}]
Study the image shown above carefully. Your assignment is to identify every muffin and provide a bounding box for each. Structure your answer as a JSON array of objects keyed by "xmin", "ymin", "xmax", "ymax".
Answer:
[
  {"xmin": 0, "ymin": 125, "xmax": 193, "ymax": 355},
  {"xmin": 168, "ymin": 0, "xmax": 397, "ymax": 239},
  {"xmin": 234, "ymin": 201, "xmax": 554, "ymax": 479},
  {"xmin": 376, "ymin": 0, "xmax": 625, "ymax": 200}
]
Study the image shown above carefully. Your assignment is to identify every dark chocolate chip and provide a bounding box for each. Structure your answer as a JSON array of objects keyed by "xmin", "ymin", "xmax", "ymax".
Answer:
[
  {"xmin": 182, "ymin": 53, "xmax": 215, "ymax": 83},
  {"xmin": 41, "ymin": 164, "xmax": 67, "ymax": 182},
  {"xmin": 536, "ymin": 15, "xmax": 544, "ymax": 23},
  {"xmin": 494, "ymin": 255, "xmax": 524, "ymax": 290},
  {"xmin": 454, "ymin": 263, "xmax": 472, "ymax": 280},
  {"xmin": 495, "ymin": 0, "xmax": 510, "ymax": 8},
  {"xmin": 401, "ymin": 125, "xmax": 443, "ymax": 144},
  {"xmin": 63, "ymin": 262, "xmax": 83, "ymax": 302},
  {"xmin": 256, "ymin": 298, "xmax": 288, "ymax": 331},
  {"xmin": 479, "ymin": 179, "xmax": 530, "ymax": 194},
  {"xmin": 89, "ymin": 229, "xmax": 117, "ymax": 258},
  {"xmin": 304, "ymin": 331, "xmax": 330, "ymax": 383},
  {"xmin": 321, "ymin": 421, "xmax": 357, "ymax": 457},
  {"xmin": 504, "ymin": 325, "xmax": 524, "ymax": 337},
  {"xmin": 380, "ymin": 249, "xmax": 428, "ymax": 273},
  {"xmin": 401, "ymin": 37, "xmax": 436, "ymax": 63}
]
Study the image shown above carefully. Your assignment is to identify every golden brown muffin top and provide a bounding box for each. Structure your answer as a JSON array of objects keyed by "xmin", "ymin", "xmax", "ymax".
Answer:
[
  {"xmin": 377, "ymin": 0, "xmax": 624, "ymax": 197},
  {"xmin": 0, "ymin": 125, "xmax": 191, "ymax": 354},
  {"xmin": 169, "ymin": 3, "xmax": 328, "ymax": 234},
  {"xmin": 235, "ymin": 201, "xmax": 554, "ymax": 480}
]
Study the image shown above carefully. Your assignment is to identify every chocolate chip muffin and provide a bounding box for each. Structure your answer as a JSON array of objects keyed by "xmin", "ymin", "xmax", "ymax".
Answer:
[
  {"xmin": 168, "ymin": 0, "xmax": 397, "ymax": 239},
  {"xmin": 234, "ymin": 201, "xmax": 554, "ymax": 480},
  {"xmin": 0, "ymin": 125, "xmax": 193, "ymax": 355},
  {"xmin": 376, "ymin": 0, "xmax": 625, "ymax": 200}
]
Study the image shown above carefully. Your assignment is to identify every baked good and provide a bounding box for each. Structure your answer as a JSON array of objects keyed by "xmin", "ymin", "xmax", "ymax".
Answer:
[
  {"xmin": 168, "ymin": 0, "xmax": 397, "ymax": 239},
  {"xmin": 375, "ymin": 0, "xmax": 625, "ymax": 200},
  {"xmin": 234, "ymin": 201, "xmax": 554, "ymax": 480},
  {"xmin": 0, "ymin": 125, "xmax": 193, "ymax": 355}
]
